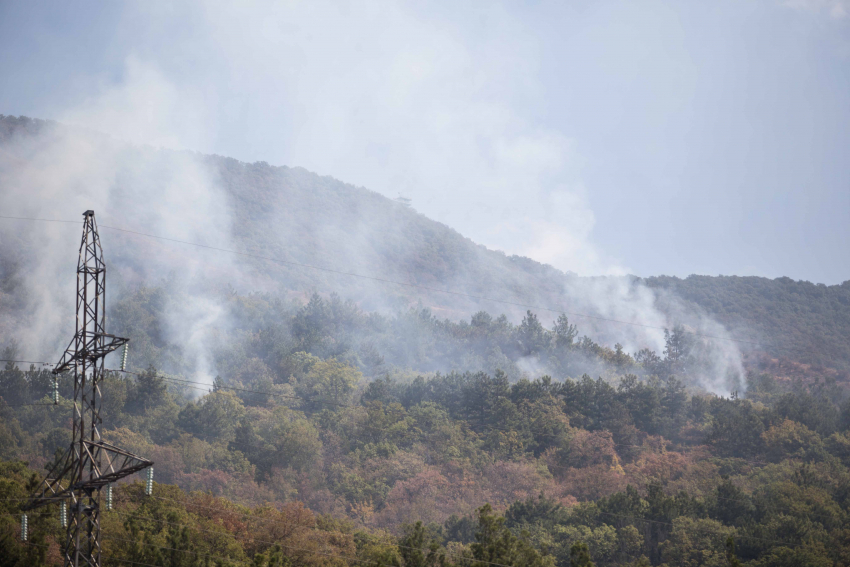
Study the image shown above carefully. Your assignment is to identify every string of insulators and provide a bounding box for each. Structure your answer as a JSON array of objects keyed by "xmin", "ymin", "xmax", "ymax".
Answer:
[
  {"xmin": 21, "ymin": 514, "xmax": 27, "ymax": 541},
  {"xmin": 60, "ymin": 501, "xmax": 67, "ymax": 527},
  {"xmin": 52, "ymin": 378, "xmax": 59, "ymax": 405},
  {"xmin": 105, "ymin": 485, "xmax": 112, "ymax": 511},
  {"xmin": 120, "ymin": 343, "xmax": 129, "ymax": 372},
  {"xmin": 145, "ymin": 467, "xmax": 153, "ymax": 496}
]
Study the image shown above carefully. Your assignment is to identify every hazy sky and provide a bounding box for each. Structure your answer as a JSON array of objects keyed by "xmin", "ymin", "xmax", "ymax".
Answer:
[{"xmin": 1, "ymin": 1, "xmax": 848, "ymax": 284}]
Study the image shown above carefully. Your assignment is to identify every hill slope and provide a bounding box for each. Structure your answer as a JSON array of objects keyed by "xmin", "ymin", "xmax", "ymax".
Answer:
[
  {"xmin": 0, "ymin": 114, "xmax": 848, "ymax": 373},
  {"xmin": 645, "ymin": 275, "xmax": 850, "ymax": 370}
]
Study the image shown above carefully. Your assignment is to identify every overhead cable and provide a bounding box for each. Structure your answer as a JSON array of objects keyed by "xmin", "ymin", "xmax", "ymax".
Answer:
[{"xmin": 0, "ymin": 213, "xmax": 774, "ymax": 348}]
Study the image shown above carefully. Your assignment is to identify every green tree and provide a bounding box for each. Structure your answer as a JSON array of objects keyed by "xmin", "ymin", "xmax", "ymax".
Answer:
[
  {"xmin": 505, "ymin": 493, "xmax": 568, "ymax": 529},
  {"xmin": 725, "ymin": 537, "xmax": 742, "ymax": 567},
  {"xmin": 553, "ymin": 314, "xmax": 578, "ymax": 350},
  {"xmin": 708, "ymin": 478, "xmax": 754, "ymax": 527},
  {"xmin": 263, "ymin": 407, "xmax": 322, "ymax": 473},
  {"xmin": 470, "ymin": 504, "xmax": 554, "ymax": 567},
  {"xmin": 126, "ymin": 365, "xmax": 167, "ymax": 414},
  {"xmin": 355, "ymin": 530, "xmax": 402, "ymax": 567},
  {"xmin": 0, "ymin": 347, "xmax": 28, "ymax": 406},
  {"xmin": 252, "ymin": 545, "xmax": 292, "ymax": 567},
  {"xmin": 177, "ymin": 390, "xmax": 246, "ymax": 442},
  {"xmin": 298, "ymin": 358, "xmax": 361, "ymax": 408},
  {"xmin": 663, "ymin": 325, "xmax": 693, "ymax": 376},
  {"xmin": 569, "ymin": 541, "xmax": 595, "ymax": 567},
  {"xmin": 398, "ymin": 521, "xmax": 445, "ymax": 567},
  {"xmin": 518, "ymin": 311, "xmax": 547, "ymax": 356},
  {"xmin": 659, "ymin": 517, "xmax": 735, "ymax": 567},
  {"xmin": 708, "ymin": 398, "xmax": 765, "ymax": 458},
  {"xmin": 762, "ymin": 419, "xmax": 825, "ymax": 462}
]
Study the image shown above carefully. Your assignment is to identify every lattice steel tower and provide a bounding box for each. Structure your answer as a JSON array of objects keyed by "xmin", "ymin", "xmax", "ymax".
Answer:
[{"xmin": 25, "ymin": 210, "xmax": 153, "ymax": 567}]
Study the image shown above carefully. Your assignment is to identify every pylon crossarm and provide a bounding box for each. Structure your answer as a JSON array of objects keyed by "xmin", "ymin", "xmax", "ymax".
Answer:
[
  {"xmin": 52, "ymin": 337, "xmax": 80, "ymax": 375},
  {"xmin": 80, "ymin": 441, "xmax": 153, "ymax": 486},
  {"xmin": 25, "ymin": 441, "xmax": 152, "ymax": 510},
  {"xmin": 88, "ymin": 335, "xmax": 128, "ymax": 360},
  {"xmin": 52, "ymin": 334, "xmax": 128, "ymax": 375},
  {"xmin": 24, "ymin": 448, "xmax": 75, "ymax": 510},
  {"xmin": 97, "ymin": 440, "xmax": 150, "ymax": 470}
]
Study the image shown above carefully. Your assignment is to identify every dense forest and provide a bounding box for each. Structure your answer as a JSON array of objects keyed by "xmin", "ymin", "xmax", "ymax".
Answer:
[
  {"xmin": 2, "ymin": 290, "xmax": 850, "ymax": 566},
  {"xmin": 2, "ymin": 114, "xmax": 850, "ymax": 565}
]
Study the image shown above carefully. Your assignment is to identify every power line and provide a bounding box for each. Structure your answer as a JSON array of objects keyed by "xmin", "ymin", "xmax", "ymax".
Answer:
[
  {"xmin": 113, "ymin": 497, "xmax": 810, "ymax": 555},
  {"xmin": 4, "ymin": 409, "xmax": 829, "ymax": 529},
  {"xmin": 1, "ymin": 423, "xmax": 836, "ymax": 557},
  {"xmin": 98, "ymin": 222, "xmax": 771, "ymax": 347},
  {"xmin": 112, "ymin": 368, "xmax": 350, "ymax": 409},
  {"xmin": 0, "ymin": 400, "xmax": 56, "ymax": 408},
  {"xmin": 3, "ymin": 480, "xmax": 816, "ymax": 563},
  {"xmin": 110, "ymin": 558, "xmax": 177, "ymax": 567},
  {"xmin": 102, "ymin": 534, "xmax": 251, "ymax": 566},
  {"xmin": 0, "ymin": 359, "xmax": 54, "ymax": 366},
  {"xmin": 56, "ymin": 366, "xmax": 784, "ymax": 477},
  {"xmin": 111, "ymin": 367, "xmax": 787, "ymax": 469},
  {"xmin": 20, "ymin": 542, "xmax": 168, "ymax": 567},
  {"xmin": 0, "ymin": 208, "xmax": 825, "ymax": 535},
  {"xmin": 0, "ymin": 215, "xmax": 81, "ymax": 225},
  {"xmin": 3, "ymin": 495, "xmax": 815, "ymax": 561},
  {"xmin": 0, "ymin": 362, "xmax": 786, "ymax": 473},
  {"xmin": 594, "ymin": 511, "xmax": 799, "ymax": 548},
  {"xmin": 0, "ymin": 361, "xmax": 797, "ymax": 473},
  {"xmin": 113, "ymin": 508, "xmax": 460, "ymax": 567},
  {"xmin": 113, "ymin": 501, "xmax": 799, "ymax": 566},
  {"xmin": 0, "ymin": 213, "xmax": 774, "ymax": 349},
  {"xmin": 110, "ymin": 369, "xmax": 772, "ymax": 463}
]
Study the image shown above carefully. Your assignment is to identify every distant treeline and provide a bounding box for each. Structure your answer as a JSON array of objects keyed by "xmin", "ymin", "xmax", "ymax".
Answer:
[{"xmin": 646, "ymin": 275, "xmax": 850, "ymax": 371}]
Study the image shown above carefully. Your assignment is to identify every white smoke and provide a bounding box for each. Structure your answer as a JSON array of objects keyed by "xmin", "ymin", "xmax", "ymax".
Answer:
[
  {"xmin": 561, "ymin": 275, "xmax": 744, "ymax": 394},
  {"xmin": 0, "ymin": 4, "xmax": 747, "ymax": 395},
  {"xmin": 0, "ymin": 60, "xmax": 235, "ymax": 387}
]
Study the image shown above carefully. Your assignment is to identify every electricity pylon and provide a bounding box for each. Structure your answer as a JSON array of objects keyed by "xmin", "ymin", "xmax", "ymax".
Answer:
[{"xmin": 24, "ymin": 210, "xmax": 153, "ymax": 567}]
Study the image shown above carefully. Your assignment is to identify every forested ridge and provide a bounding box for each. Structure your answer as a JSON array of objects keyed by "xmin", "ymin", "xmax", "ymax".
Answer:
[
  {"xmin": 2, "ymin": 114, "xmax": 849, "ymax": 369},
  {"xmin": 1, "ymin": 114, "xmax": 850, "ymax": 565}
]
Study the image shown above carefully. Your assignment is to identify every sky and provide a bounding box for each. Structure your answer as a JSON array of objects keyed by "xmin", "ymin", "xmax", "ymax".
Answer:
[{"xmin": 0, "ymin": 0, "xmax": 848, "ymax": 284}]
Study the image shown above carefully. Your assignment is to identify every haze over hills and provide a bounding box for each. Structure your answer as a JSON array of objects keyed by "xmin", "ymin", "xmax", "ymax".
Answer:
[{"xmin": 1, "ymin": 115, "xmax": 847, "ymax": 378}]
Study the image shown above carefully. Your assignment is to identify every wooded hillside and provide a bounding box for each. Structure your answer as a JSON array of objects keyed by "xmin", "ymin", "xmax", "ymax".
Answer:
[
  {"xmin": 2, "ymin": 114, "xmax": 848, "ymax": 372},
  {"xmin": 1, "ymin": 114, "xmax": 850, "ymax": 566}
]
